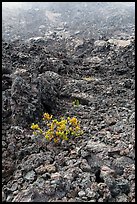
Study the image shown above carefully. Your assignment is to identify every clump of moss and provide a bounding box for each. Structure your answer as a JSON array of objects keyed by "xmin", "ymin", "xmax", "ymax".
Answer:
[{"xmin": 31, "ymin": 113, "xmax": 83, "ymax": 144}]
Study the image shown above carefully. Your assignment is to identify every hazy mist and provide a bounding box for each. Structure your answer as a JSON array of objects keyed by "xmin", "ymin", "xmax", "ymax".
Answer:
[{"xmin": 2, "ymin": 2, "xmax": 135, "ymax": 42}]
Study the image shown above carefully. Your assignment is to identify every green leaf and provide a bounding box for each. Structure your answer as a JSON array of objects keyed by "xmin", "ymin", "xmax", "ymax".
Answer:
[
  {"xmin": 76, "ymin": 99, "xmax": 80, "ymax": 106},
  {"xmin": 33, "ymin": 131, "xmax": 37, "ymax": 136}
]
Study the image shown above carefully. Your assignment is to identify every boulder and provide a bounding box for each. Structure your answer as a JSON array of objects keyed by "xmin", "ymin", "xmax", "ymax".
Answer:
[{"xmin": 11, "ymin": 70, "xmax": 62, "ymax": 127}]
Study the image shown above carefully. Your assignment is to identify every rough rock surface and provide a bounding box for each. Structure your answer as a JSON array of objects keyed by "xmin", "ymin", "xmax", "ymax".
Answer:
[{"xmin": 2, "ymin": 2, "xmax": 135, "ymax": 202}]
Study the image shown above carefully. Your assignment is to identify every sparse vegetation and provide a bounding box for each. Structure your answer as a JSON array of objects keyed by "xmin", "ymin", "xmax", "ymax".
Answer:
[
  {"xmin": 31, "ymin": 113, "xmax": 83, "ymax": 144},
  {"xmin": 72, "ymin": 99, "xmax": 80, "ymax": 107}
]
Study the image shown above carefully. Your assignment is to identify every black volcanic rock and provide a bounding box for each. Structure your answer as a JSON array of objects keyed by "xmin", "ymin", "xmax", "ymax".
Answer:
[{"xmin": 2, "ymin": 2, "xmax": 135, "ymax": 202}]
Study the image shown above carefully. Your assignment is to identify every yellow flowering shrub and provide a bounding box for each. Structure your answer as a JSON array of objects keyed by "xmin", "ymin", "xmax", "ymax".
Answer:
[
  {"xmin": 43, "ymin": 113, "xmax": 53, "ymax": 120},
  {"xmin": 31, "ymin": 113, "xmax": 83, "ymax": 144}
]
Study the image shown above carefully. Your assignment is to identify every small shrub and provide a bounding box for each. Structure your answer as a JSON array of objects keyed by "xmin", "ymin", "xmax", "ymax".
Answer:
[
  {"xmin": 31, "ymin": 113, "xmax": 83, "ymax": 144},
  {"xmin": 83, "ymin": 76, "xmax": 95, "ymax": 81},
  {"xmin": 72, "ymin": 99, "xmax": 80, "ymax": 107}
]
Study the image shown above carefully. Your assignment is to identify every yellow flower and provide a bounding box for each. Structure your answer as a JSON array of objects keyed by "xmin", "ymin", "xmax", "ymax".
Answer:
[
  {"xmin": 50, "ymin": 123, "xmax": 55, "ymax": 130},
  {"xmin": 62, "ymin": 134, "xmax": 69, "ymax": 140},
  {"xmin": 31, "ymin": 113, "xmax": 83, "ymax": 144},
  {"xmin": 65, "ymin": 130, "xmax": 69, "ymax": 135},
  {"xmin": 45, "ymin": 130, "xmax": 54, "ymax": 141},
  {"xmin": 75, "ymin": 125, "xmax": 80, "ymax": 131},
  {"xmin": 69, "ymin": 117, "xmax": 78, "ymax": 126},
  {"xmin": 45, "ymin": 134, "xmax": 50, "ymax": 140},
  {"xmin": 56, "ymin": 131, "xmax": 59, "ymax": 136},
  {"xmin": 54, "ymin": 138, "xmax": 59, "ymax": 143},
  {"xmin": 37, "ymin": 128, "xmax": 43, "ymax": 134},
  {"xmin": 52, "ymin": 119, "xmax": 58, "ymax": 123},
  {"xmin": 47, "ymin": 129, "xmax": 53, "ymax": 135},
  {"xmin": 43, "ymin": 113, "xmax": 53, "ymax": 120},
  {"xmin": 31, "ymin": 123, "xmax": 40, "ymax": 130},
  {"xmin": 58, "ymin": 124, "xmax": 66, "ymax": 131},
  {"xmin": 33, "ymin": 131, "xmax": 37, "ymax": 136},
  {"xmin": 57, "ymin": 120, "xmax": 67, "ymax": 126},
  {"xmin": 60, "ymin": 117, "xmax": 65, "ymax": 120}
]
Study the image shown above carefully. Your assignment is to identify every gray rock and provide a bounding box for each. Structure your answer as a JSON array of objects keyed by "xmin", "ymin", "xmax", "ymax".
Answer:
[
  {"xmin": 35, "ymin": 163, "xmax": 56, "ymax": 174},
  {"xmin": 97, "ymin": 183, "xmax": 111, "ymax": 201},
  {"xmin": 17, "ymin": 178, "xmax": 24, "ymax": 184},
  {"xmin": 51, "ymin": 172, "xmax": 62, "ymax": 180},
  {"xmin": 74, "ymin": 39, "xmax": 84, "ymax": 50},
  {"xmin": 110, "ymin": 185, "xmax": 121, "ymax": 197},
  {"xmin": 10, "ymin": 182, "xmax": 18, "ymax": 192},
  {"xmin": 100, "ymin": 165, "xmax": 116, "ymax": 177},
  {"xmin": 86, "ymin": 188, "xmax": 96, "ymax": 198},
  {"xmin": 12, "ymin": 190, "xmax": 20, "ymax": 197},
  {"xmin": 80, "ymin": 149, "xmax": 91, "ymax": 158},
  {"xmin": 115, "ymin": 194, "xmax": 128, "ymax": 202},
  {"xmin": 2, "ymin": 89, "xmax": 11, "ymax": 122},
  {"xmin": 63, "ymin": 167, "xmax": 81, "ymax": 183},
  {"xmin": 32, "ymin": 177, "xmax": 45, "ymax": 188},
  {"xmin": 85, "ymin": 153, "xmax": 103, "ymax": 173},
  {"xmin": 88, "ymin": 199, "xmax": 96, "ymax": 202},
  {"xmin": 60, "ymin": 78, "xmax": 87, "ymax": 98},
  {"xmin": 44, "ymin": 184, "xmax": 56, "ymax": 196},
  {"xmin": 78, "ymin": 190, "xmax": 86, "ymax": 197},
  {"xmin": 11, "ymin": 74, "xmax": 38, "ymax": 127},
  {"xmin": 77, "ymin": 197, "xmax": 86, "ymax": 202},
  {"xmin": 6, "ymin": 194, "xmax": 13, "ymax": 202},
  {"xmin": 2, "ymin": 141, "xmax": 7, "ymax": 147},
  {"xmin": 2, "ymin": 158, "xmax": 15, "ymax": 180},
  {"xmin": 108, "ymin": 39, "xmax": 131, "ymax": 47},
  {"xmin": 63, "ymin": 171, "xmax": 75, "ymax": 181},
  {"xmin": 26, "ymin": 36, "xmax": 47, "ymax": 44},
  {"xmin": 86, "ymin": 140, "xmax": 109, "ymax": 153},
  {"xmin": 108, "ymin": 147, "xmax": 121, "ymax": 156},
  {"xmin": 11, "ymin": 69, "xmax": 62, "ymax": 127},
  {"xmin": 41, "ymin": 172, "xmax": 51, "ymax": 180},
  {"xmin": 98, "ymin": 197, "xmax": 104, "ymax": 202},
  {"xmin": 7, "ymin": 142, "xmax": 16, "ymax": 154},
  {"xmin": 84, "ymin": 56, "xmax": 102, "ymax": 64},
  {"xmin": 65, "ymin": 159, "xmax": 77, "ymax": 166},
  {"xmin": 80, "ymin": 178, "xmax": 92, "ymax": 189},
  {"xmin": 24, "ymin": 170, "xmax": 36, "ymax": 182},
  {"xmin": 2, "ymin": 191, "xmax": 6, "ymax": 202},
  {"xmin": 128, "ymin": 112, "xmax": 135, "ymax": 122},
  {"xmin": 116, "ymin": 179, "xmax": 130, "ymax": 194},
  {"xmin": 43, "ymin": 164, "xmax": 56, "ymax": 173},
  {"xmin": 81, "ymin": 196, "xmax": 88, "ymax": 200},
  {"xmin": 39, "ymin": 71, "xmax": 62, "ymax": 110},
  {"xmin": 68, "ymin": 198, "xmax": 78, "ymax": 202},
  {"xmin": 112, "ymin": 156, "xmax": 134, "ymax": 173},
  {"xmin": 21, "ymin": 152, "xmax": 52, "ymax": 172},
  {"xmin": 71, "ymin": 92, "xmax": 93, "ymax": 105},
  {"xmin": 80, "ymin": 159, "xmax": 91, "ymax": 172},
  {"xmin": 94, "ymin": 40, "xmax": 107, "ymax": 47},
  {"xmin": 12, "ymin": 188, "xmax": 48, "ymax": 202}
]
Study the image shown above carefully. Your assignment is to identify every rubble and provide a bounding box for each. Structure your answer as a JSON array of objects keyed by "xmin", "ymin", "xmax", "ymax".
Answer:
[{"xmin": 2, "ymin": 2, "xmax": 135, "ymax": 202}]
